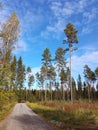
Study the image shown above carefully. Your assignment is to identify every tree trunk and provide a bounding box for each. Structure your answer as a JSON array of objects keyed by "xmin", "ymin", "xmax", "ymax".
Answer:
[{"xmin": 69, "ymin": 43, "xmax": 73, "ymax": 103}]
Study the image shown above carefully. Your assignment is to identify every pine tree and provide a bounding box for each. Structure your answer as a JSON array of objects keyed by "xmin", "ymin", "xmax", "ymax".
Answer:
[
  {"xmin": 55, "ymin": 47, "xmax": 67, "ymax": 95},
  {"xmin": 59, "ymin": 68, "xmax": 67, "ymax": 100},
  {"xmin": 28, "ymin": 75, "xmax": 34, "ymax": 91},
  {"xmin": 42, "ymin": 48, "xmax": 52, "ymax": 100},
  {"xmin": 36, "ymin": 72, "xmax": 44, "ymax": 101},
  {"xmin": 84, "ymin": 65, "xmax": 96, "ymax": 102},
  {"xmin": 16, "ymin": 57, "xmax": 25, "ymax": 89},
  {"xmin": 16, "ymin": 57, "xmax": 25, "ymax": 101},
  {"xmin": 95, "ymin": 67, "xmax": 98, "ymax": 85},
  {"xmin": 72, "ymin": 77, "xmax": 76, "ymax": 100},
  {"xmin": 47, "ymin": 65, "xmax": 56, "ymax": 101},
  {"xmin": 64, "ymin": 23, "xmax": 78, "ymax": 103},
  {"xmin": 77, "ymin": 74, "xmax": 82, "ymax": 100}
]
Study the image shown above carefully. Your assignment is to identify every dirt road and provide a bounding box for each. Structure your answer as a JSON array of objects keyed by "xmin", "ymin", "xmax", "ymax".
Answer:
[{"xmin": 0, "ymin": 103, "xmax": 54, "ymax": 130}]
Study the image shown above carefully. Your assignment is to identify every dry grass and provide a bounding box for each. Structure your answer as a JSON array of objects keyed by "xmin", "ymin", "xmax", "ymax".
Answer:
[
  {"xmin": 0, "ymin": 102, "xmax": 16, "ymax": 121},
  {"xmin": 27, "ymin": 100, "xmax": 98, "ymax": 126}
]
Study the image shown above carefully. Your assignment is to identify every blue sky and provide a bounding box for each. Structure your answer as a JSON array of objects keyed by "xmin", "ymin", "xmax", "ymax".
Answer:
[{"xmin": 0, "ymin": 0, "xmax": 98, "ymax": 81}]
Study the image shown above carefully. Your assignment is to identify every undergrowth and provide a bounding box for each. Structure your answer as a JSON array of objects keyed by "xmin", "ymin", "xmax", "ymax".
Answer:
[
  {"xmin": 0, "ymin": 102, "xmax": 16, "ymax": 120},
  {"xmin": 27, "ymin": 101, "xmax": 97, "ymax": 125}
]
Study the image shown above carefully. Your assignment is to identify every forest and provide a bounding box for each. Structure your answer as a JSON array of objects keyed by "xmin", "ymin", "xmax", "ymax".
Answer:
[{"xmin": 0, "ymin": 9, "xmax": 98, "ymax": 129}]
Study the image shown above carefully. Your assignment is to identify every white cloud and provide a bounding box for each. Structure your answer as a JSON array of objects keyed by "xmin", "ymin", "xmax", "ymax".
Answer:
[
  {"xmin": 83, "ymin": 8, "xmax": 97, "ymax": 24},
  {"xmin": 13, "ymin": 39, "xmax": 28, "ymax": 54},
  {"xmin": 31, "ymin": 67, "xmax": 41, "ymax": 75},
  {"xmin": 81, "ymin": 26, "xmax": 92, "ymax": 34},
  {"xmin": 72, "ymin": 50, "xmax": 98, "ymax": 79},
  {"xmin": 41, "ymin": 0, "xmax": 98, "ymax": 39}
]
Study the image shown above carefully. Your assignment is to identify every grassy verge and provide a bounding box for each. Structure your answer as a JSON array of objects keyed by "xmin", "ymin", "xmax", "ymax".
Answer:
[
  {"xmin": 0, "ymin": 102, "xmax": 16, "ymax": 121},
  {"xmin": 27, "ymin": 101, "xmax": 98, "ymax": 126}
]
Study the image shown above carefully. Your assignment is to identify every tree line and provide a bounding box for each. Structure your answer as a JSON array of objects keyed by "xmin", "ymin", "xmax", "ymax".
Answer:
[
  {"xmin": 0, "ymin": 11, "xmax": 98, "ymax": 103},
  {"xmin": 34, "ymin": 48, "xmax": 98, "ymax": 102}
]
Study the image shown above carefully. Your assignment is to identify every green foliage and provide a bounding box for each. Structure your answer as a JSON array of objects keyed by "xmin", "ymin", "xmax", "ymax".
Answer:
[
  {"xmin": 36, "ymin": 72, "xmax": 44, "ymax": 88},
  {"xmin": 60, "ymin": 68, "xmax": 67, "ymax": 84},
  {"xmin": 84, "ymin": 65, "xmax": 96, "ymax": 83},
  {"xmin": 64, "ymin": 23, "xmax": 78, "ymax": 103},
  {"xmin": 0, "ymin": 101, "xmax": 16, "ymax": 120},
  {"xmin": 77, "ymin": 74, "xmax": 82, "ymax": 99},
  {"xmin": 0, "ymin": 89, "xmax": 17, "ymax": 111},
  {"xmin": 55, "ymin": 47, "xmax": 67, "ymax": 70},
  {"xmin": 95, "ymin": 67, "xmax": 98, "ymax": 80},
  {"xmin": 42, "ymin": 48, "xmax": 51, "ymax": 67},
  {"xmin": 47, "ymin": 65, "xmax": 56, "ymax": 80},
  {"xmin": 28, "ymin": 75, "xmax": 34, "ymax": 89},
  {"xmin": 16, "ymin": 56, "xmax": 25, "ymax": 89},
  {"xmin": 27, "ymin": 66, "xmax": 31, "ymax": 73},
  {"xmin": 64, "ymin": 23, "xmax": 78, "ymax": 44}
]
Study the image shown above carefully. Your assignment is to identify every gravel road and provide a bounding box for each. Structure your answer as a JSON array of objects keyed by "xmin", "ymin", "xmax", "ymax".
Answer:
[{"xmin": 0, "ymin": 103, "xmax": 54, "ymax": 130}]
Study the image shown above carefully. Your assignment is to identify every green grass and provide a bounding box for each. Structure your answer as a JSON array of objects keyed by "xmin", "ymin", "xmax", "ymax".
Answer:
[{"xmin": 27, "ymin": 101, "xmax": 97, "ymax": 126}]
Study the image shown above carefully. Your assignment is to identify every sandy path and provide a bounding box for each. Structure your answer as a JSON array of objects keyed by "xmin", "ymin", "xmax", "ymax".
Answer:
[{"xmin": 0, "ymin": 103, "xmax": 54, "ymax": 130}]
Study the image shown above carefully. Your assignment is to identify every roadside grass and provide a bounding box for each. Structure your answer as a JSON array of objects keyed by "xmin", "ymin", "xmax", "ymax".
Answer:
[
  {"xmin": 0, "ymin": 102, "xmax": 16, "ymax": 121},
  {"xmin": 27, "ymin": 101, "xmax": 98, "ymax": 126}
]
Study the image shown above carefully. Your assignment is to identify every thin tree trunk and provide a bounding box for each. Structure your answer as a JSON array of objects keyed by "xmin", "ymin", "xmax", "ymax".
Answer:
[
  {"xmin": 69, "ymin": 43, "xmax": 73, "ymax": 103},
  {"xmin": 50, "ymin": 81, "xmax": 52, "ymax": 101},
  {"xmin": 44, "ymin": 83, "xmax": 47, "ymax": 101},
  {"xmin": 88, "ymin": 84, "xmax": 91, "ymax": 103},
  {"xmin": 62, "ymin": 83, "xmax": 65, "ymax": 100},
  {"xmin": 67, "ymin": 88, "xmax": 70, "ymax": 101}
]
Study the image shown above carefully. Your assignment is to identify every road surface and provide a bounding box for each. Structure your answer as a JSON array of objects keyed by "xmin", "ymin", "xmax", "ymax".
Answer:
[{"xmin": 0, "ymin": 103, "xmax": 54, "ymax": 130}]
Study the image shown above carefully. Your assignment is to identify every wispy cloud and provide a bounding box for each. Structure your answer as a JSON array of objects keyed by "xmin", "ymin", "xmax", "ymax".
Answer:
[
  {"xmin": 83, "ymin": 8, "xmax": 97, "ymax": 24},
  {"xmin": 41, "ymin": 0, "xmax": 98, "ymax": 39},
  {"xmin": 72, "ymin": 49, "xmax": 98, "ymax": 79},
  {"xmin": 13, "ymin": 39, "xmax": 28, "ymax": 54},
  {"xmin": 31, "ymin": 67, "xmax": 41, "ymax": 75}
]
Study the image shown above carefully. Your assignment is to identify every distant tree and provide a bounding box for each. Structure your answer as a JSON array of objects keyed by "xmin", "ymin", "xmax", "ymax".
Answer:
[
  {"xmin": 36, "ymin": 71, "xmax": 44, "ymax": 90},
  {"xmin": 42, "ymin": 48, "xmax": 52, "ymax": 100},
  {"xmin": 64, "ymin": 23, "xmax": 78, "ymax": 103},
  {"xmin": 36, "ymin": 72, "xmax": 44, "ymax": 101},
  {"xmin": 96, "ymin": 83, "xmax": 98, "ymax": 99},
  {"xmin": 27, "ymin": 67, "xmax": 31, "ymax": 74},
  {"xmin": 55, "ymin": 47, "xmax": 66, "ymax": 70},
  {"xmin": 16, "ymin": 57, "xmax": 26, "ymax": 101},
  {"xmin": 28, "ymin": 74, "xmax": 34, "ymax": 91},
  {"xmin": 47, "ymin": 65, "xmax": 56, "ymax": 101},
  {"xmin": 60, "ymin": 68, "xmax": 67, "ymax": 100},
  {"xmin": 84, "ymin": 65, "xmax": 96, "ymax": 102},
  {"xmin": 77, "ymin": 74, "xmax": 82, "ymax": 100},
  {"xmin": 72, "ymin": 77, "xmax": 77, "ymax": 100},
  {"xmin": 40, "ymin": 66, "xmax": 47, "ymax": 101},
  {"xmin": 54, "ymin": 82, "xmax": 60, "ymax": 100},
  {"xmin": 95, "ymin": 67, "xmax": 98, "ymax": 83},
  {"xmin": 26, "ymin": 66, "xmax": 31, "ymax": 90},
  {"xmin": 55, "ymin": 47, "xmax": 67, "ymax": 88},
  {"xmin": 94, "ymin": 67, "xmax": 98, "ymax": 99},
  {"xmin": 36, "ymin": 72, "xmax": 40, "ymax": 86},
  {"xmin": 16, "ymin": 57, "xmax": 25, "ymax": 89},
  {"xmin": 82, "ymin": 81, "xmax": 87, "ymax": 99}
]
